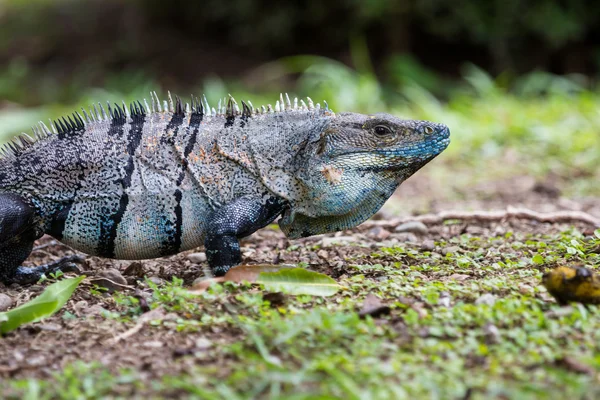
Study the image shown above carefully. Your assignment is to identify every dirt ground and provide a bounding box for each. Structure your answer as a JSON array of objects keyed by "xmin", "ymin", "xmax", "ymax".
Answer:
[{"xmin": 1, "ymin": 172, "xmax": 599, "ymax": 396}]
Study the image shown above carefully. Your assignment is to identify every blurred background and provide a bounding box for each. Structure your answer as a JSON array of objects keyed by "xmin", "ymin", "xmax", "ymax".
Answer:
[{"xmin": 1, "ymin": 0, "xmax": 599, "ymax": 216}]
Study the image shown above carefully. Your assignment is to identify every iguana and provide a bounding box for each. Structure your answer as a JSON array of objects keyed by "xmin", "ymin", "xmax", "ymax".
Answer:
[{"xmin": 0, "ymin": 93, "xmax": 450, "ymax": 285}]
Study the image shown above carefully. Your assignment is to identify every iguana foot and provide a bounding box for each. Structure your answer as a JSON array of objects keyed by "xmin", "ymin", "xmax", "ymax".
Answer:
[
  {"xmin": 9, "ymin": 254, "xmax": 84, "ymax": 285},
  {"xmin": 204, "ymin": 195, "xmax": 287, "ymax": 277}
]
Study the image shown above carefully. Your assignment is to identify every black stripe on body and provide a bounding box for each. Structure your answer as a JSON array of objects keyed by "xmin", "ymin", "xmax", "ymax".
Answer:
[
  {"xmin": 175, "ymin": 110, "xmax": 203, "ymax": 187},
  {"xmin": 48, "ymin": 202, "xmax": 74, "ymax": 240},
  {"xmin": 160, "ymin": 189, "xmax": 183, "ymax": 256},
  {"xmin": 97, "ymin": 111, "xmax": 143, "ymax": 258},
  {"xmin": 161, "ymin": 105, "xmax": 199, "ymax": 255},
  {"xmin": 161, "ymin": 99, "xmax": 186, "ymax": 145},
  {"xmin": 225, "ymin": 114, "xmax": 235, "ymax": 128}
]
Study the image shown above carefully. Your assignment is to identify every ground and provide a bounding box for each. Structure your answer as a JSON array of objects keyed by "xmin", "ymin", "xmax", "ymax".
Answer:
[{"xmin": 1, "ymin": 168, "xmax": 600, "ymax": 400}]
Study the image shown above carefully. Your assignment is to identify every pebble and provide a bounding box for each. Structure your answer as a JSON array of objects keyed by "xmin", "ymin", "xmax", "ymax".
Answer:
[
  {"xmin": 91, "ymin": 268, "xmax": 128, "ymax": 292},
  {"xmin": 0, "ymin": 293, "xmax": 13, "ymax": 311},
  {"xmin": 146, "ymin": 276, "xmax": 165, "ymax": 286},
  {"xmin": 394, "ymin": 221, "xmax": 428, "ymax": 235},
  {"xmin": 448, "ymin": 273, "xmax": 470, "ymax": 281},
  {"xmin": 483, "ymin": 323, "xmax": 501, "ymax": 344},
  {"xmin": 393, "ymin": 232, "xmax": 417, "ymax": 243},
  {"xmin": 441, "ymin": 246, "xmax": 461, "ymax": 256},
  {"xmin": 316, "ymin": 249, "xmax": 329, "ymax": 259},
  {"xmin": 475, "ymin": 293, "xmax": 497, "ymax": 306},
  {"xmin": 369, "ymin": 227, "xmax": 391, "ymax": 240},
  {"xmin": 123, "ymin": 261, "xmax": 145, "ymax": 277},
  {"xmin": 195, "ymin": 337, "xmax": 213, "ymax": 350},
  {"xmin": 438, "ymin": 292, "xmax": 451, "ymax": 308},
  {"xmin": 321, "ymin": 236, "xmax": 357, "ymax": 246},
  {"xmin": 187, "ymin": 252, "xmax": 207, "ymax": 263},
  {"xmin": 420, "ymin": 239, "xmax": 435, "ymax": 251}
]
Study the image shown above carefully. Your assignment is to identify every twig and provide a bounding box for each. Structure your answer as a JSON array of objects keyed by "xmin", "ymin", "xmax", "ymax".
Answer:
[
  {"xmin": 106, "ymin": 307, "xmax": 165, "ymax": 345},
  {"xmin": 32, "ymin": 240, "xmax": 72, "ymax": 252},
  {"xmin": 362, "ymin": 206, "xmax": 600, "ymax": 229}
]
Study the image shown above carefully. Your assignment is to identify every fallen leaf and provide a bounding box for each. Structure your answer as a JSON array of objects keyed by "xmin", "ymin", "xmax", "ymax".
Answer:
[
  {"xmin": 224, "ymin": 264, "xmax": 285, "ymax": 283},
  {"xmin": 0, "ymin": 276, "xmax": 85, "ymax": 334},
  {"xmin": 257, "ymin": 268, "xmax": 341, "ymax": 296},
  {"xmin": 189, "ymin": 265, "xmax": 341, "ymax": 297},
  {"xmin": 189, "ymin": 277, "xmax": 225, "ymax": 294}
]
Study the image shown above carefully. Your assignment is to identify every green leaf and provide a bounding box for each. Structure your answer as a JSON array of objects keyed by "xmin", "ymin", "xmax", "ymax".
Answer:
[
  {"xmin": 0, "ymin": 276, "xmax": 85, "ymax": 334},
  {"xmin": 594, "ymin": 229, "xmax": 600, "ymax": 239},
  {"xmin": 532, "ymin": 254, "xmax": 544, "ymax": 265},
  {"xmin": 257, "ymin": 268, "xmax": 341, "ymax": 296}
]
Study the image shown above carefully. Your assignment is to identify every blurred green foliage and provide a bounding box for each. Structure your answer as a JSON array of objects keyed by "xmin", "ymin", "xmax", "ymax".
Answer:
[
  {"xmin": 0, "ymin": 0, "xmax": 598, "ymax": 198},
  {"xmin": 0, "ymin": 0, "xmax": 599, "ymax": 84}
]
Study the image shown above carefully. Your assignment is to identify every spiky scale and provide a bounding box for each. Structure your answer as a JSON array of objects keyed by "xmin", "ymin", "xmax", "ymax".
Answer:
[
  {"xmin": 285, "ymin": 93, "xmax": 291, "ymax": 110},
  {"xmin": 241, "ymin": 100, "xmax": 252, "ymax": 117},
  {"xmin": 175, "ymin": 96, "xmax": 184, "ymax": 116},
  {"xmin": 167, "ymin": 91, "xmax": 174, "ymax": 113}
]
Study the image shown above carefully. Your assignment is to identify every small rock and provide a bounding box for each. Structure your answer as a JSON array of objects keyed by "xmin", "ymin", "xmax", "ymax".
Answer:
[
  {"xmin": 394, "ymin": 221, "xmax": 428, "ymax": 235},
  {"xmin": 91, "ymin": 269, "xmax": 128, "ymax": 292},
  {"xmin": 195, "ymin": 337, "xmax": 213, "ymax": 350},
  {"xmin": 483, "ymin": 323, "xmax": 500, "ymax": 344},
  {"xmin": 321, "ymin": 236, "xmax": 357, "ymax": 246},
  {"xmin": 438, "ymin": 292, "xmax": 451, "ymax": 308},
  {"xmin": 475, "ymin": 293, "xmax": 497, "ymax": 306},
  {"xmin": 0, "ymin": 293, "xmax": 13, "ymax": 312},
  {"xmin": 37, "ymin": 323, "xmax": 62, "ymax": 332},
  {"xmin": 83, "ymin": 304, "xmax": 108, "ymax": 316},
  {"xmin": 123, "ymin": 261, "xmax": 145, "ymax": 277},
  {"xmin": 359, "ymin": 294, "xmax": 391, "ymax": 318},
  {"xmin": 394, "ymin": 232, "xmax": 418, "ymax": 243},
  {"xmin": 187, "ymin": 252, "xmax": 207, "ymax": 263},
  {"xmin": 26, "ymin": 355, "xmax": 46, "ymax": 367},
  {"xmin": 369, "ymin": 227, "xmax": 391, "ymax": 240},
  {"xmin": 519, "ymin": 284, "xmax": 533, "ymax": 295},
  {"xmin": 316, "ymin": 249, "xmax": 329, "ymax": 259},
  {"xmin": 420, "ymin": 239, "xmax": 435, "ymax": 251},
  {"xmin": 442, "ymin": 246, "xmax": 461, "ymax": 256},
  {"xmin": 143, "ymin": 341, "xmax": 164, "ymax": 348},
  {"xmin": 147, "ymin": 276, "xmax": 165, "ymax": 286},
  {"xmin": 448, "ymin": 274, "xmax": 470, "ymax": 281}
]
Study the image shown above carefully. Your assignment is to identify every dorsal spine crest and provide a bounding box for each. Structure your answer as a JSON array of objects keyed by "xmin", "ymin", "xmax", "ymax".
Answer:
[{"xmin": 0, "ymin": 92, "xmax": 334, "ymax": 160}]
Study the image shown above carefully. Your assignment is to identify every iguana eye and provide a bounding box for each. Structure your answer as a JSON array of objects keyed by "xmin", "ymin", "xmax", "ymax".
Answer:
[
  {"xmin": 374, "ymin": 125, "xmax": 392, "ymax": 136},
  {"xmin": 424, "ymin": 126, "xmax": 434, "ymax": 134}
]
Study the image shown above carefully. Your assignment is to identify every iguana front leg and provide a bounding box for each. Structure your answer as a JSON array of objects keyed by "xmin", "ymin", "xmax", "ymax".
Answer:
[
  {"xmin": 0, "ymin": 193, "xmax": 81, "ymax": 285},
  {"xmin": 204, "ymin": 195, "xmax": 288, "ymax": 276}
]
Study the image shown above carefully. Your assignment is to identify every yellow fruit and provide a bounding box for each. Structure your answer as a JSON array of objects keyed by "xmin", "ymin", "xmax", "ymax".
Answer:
[{"xmin": 542, "ymin": 265, "xmax": 600, "ymax": 305}]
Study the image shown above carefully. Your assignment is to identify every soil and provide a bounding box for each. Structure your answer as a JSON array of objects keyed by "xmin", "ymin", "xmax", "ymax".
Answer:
[{"xmin": 0, "ymin": 172, "xmax": 598, "ymax": 383}]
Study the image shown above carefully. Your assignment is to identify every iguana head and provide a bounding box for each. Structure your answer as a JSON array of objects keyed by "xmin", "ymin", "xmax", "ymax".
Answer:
[
  {"xmin": 316, "ymin": 112, "xmax": 450, "ymax": 176},
  {"xmin": 279, "ymin": 112, "xmax": 450, "ymax": 238}
]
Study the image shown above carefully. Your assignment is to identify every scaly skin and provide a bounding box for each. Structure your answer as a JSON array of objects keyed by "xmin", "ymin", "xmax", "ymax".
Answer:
[{"xmin": 0, "ymin": 93, "xmax": 450, "ymax": 285}]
